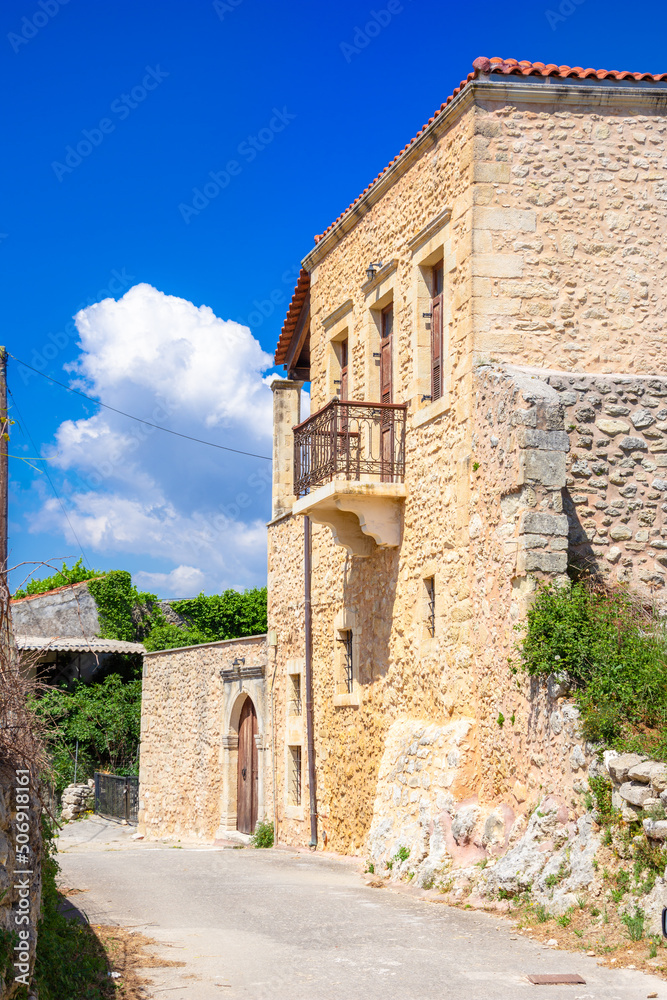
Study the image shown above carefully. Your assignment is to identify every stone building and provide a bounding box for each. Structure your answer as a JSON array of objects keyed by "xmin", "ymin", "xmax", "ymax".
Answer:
[
  {"xmin": 138, "ymin": 634, "xmax": 269, "ymax": 841},
  {"xmin": 12, "ymin": 581, "xmax": 145, "ymax": 684},
  {"xmin": 267, "ymin": 56, "xmax": 667, "ymax": 870}
]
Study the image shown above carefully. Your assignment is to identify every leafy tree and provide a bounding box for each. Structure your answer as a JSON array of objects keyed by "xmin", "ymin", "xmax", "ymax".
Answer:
[
  {"xmin": 171, "ymin": 587, "xmax": 267, "ymax": 640},
  {"xmin": 13, "ymin": 558, "xmax": 102, "ymax": 599},
  {"xmin": 35, "ymin": 673, "xmax": 142, "ymax": 792}
]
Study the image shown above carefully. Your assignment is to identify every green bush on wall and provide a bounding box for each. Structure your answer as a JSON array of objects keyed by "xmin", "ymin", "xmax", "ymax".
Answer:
[{"xmin": 516, "ymin": 580, "xmax": 667, "ymax": 758}]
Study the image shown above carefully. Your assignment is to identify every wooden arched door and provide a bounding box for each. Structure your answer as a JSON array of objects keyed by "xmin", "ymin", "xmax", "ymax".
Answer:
[{"xmin": 237, "ymin": 698, "xmax": 258, "ymax": 834}]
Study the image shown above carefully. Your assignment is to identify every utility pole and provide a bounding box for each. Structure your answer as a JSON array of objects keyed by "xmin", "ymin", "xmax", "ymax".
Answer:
[{"xmin": 0, "ymin": 347, "xmax": 8, "ymax": 590}]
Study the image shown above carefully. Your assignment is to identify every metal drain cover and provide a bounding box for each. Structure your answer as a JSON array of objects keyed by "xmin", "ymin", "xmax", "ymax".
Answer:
[{"xmin": 527, "ymin": 974, "xmax": 587, "ymax": 985}]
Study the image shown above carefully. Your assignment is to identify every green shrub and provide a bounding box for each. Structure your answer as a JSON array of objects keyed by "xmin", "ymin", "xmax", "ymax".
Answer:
[
  {"xmin": 516, "ymin": 581, "xmax": 667, "ymax": 757},
  {"xmin": 621, "ymin": 905, "xmax": 645, "ymax": 942},
  {"xmin": 394, "ymin": 845, "xmax": 410, "ymax": 864},
  {"xmin": 34, "ymin": 673, "xmax": 141, "ymax": 793},
  {"xmin": 250, "ymin": 820, "xmax": 274, "ymax": 848}
]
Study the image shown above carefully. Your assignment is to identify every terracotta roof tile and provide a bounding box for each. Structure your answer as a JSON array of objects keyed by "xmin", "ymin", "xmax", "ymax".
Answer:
[
  {"xmin": 275, "ymin": 268, "xmax": 310, "ymax": 366},
  {"xmin": 312, "ymin": 56, "xmax": 667, "ymax": 244}
]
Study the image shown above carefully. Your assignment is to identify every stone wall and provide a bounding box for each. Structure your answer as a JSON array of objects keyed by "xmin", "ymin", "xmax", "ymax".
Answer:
[
  {"xmin": 139, "ymin": 635, "xmax": 268, "ymax": 842},
  {"xmin": 60, "ymin": 781, "xmax": 94, "ymax": 823},
  {"xmin": 0, "ymin": 771, "xmax": 42, "ymax": 999},
  {"xmin": 537, "ymin": 370, "xmax": 667, "ymax": 599},
  {"xmin": 11, "ymin": 582, "xmax": 99, "ymax": 639}
]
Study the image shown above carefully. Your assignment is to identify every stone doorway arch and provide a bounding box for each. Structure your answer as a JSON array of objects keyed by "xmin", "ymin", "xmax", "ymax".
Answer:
[
  {"xmin": 236, "ymin": 696, "xmax": 258, "ymax": 834},
  {"xmin": 216, "ymin": 688, "xmax": 266, "ymax": 840}
]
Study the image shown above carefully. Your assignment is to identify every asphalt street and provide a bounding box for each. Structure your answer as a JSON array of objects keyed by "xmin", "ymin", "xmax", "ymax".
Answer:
[{"xmin": 57, "ymin": 817, "xmax": 667, "ymax": 1000}]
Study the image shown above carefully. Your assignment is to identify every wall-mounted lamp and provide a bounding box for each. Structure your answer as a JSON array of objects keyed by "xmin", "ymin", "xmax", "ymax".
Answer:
[
  {"xmin": 232, "ymin": 656, "xmax": 245, "ymax": 667},
  {"xmin": 366, "ymin": 261, "xmax": 383, "ymax": 281}
]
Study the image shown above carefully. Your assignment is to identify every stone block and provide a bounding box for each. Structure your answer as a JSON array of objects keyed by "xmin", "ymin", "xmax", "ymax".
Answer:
[
  {"xmin": 522, "ymin": 512, "xmax": 569, "ymax": 536},
  {"xmin": 524, "ymin": 551, "xmax": 568, "ymax": 574},
  {"xmin": 473, "ymin": 297, "xmax": 521, "ymax": 315},
  {"xmin": 621, "ymin": 802, "xmax": 642, "ymax": 823},
  {"xmin": 619, "ymin": 781, "xmax": 653, "ymax": 807},
  {"xmin": 651, "ymin": 766, "xmax": 667, "ymax": 793},
  {"xmin": 518, "ymin": 428, "xmax": 569, "ymax": 452},
  {"xmin": 474, "ymin": 207, "xmax": 537, "ymax": 231},
  {"xmin": 472, "ymin": 254, "xmax": 524, "ymax": 278},
  {"xmin": 628, "ymin": 761, "xmax": 662, "ymax": 784},
  {"xmin": 644, "ymin": 819, "xmax": 667, "ymax": 840},
  {"xmin": 597, "ymin": 418, "xmax": 630, "ymax": 437},
  {"xmin": 473, "ymin": 162, "xmax": 511, "ymax": 183},
  {"xmin": 609, "ymin": 526, "xmax": 632, "ymax": 541},
  {"xmin": 619, "ymin": 436, "xmax": 647, "ymax": 451},
  {"xmin": 522, "ymin": 450, "xmax": 566, "ymax": 487},
  {"xmin": 631, "ymin": 408, "xmax": 655, "ymax": 429},
  {"xmin": 607, "ymin": 753, "xmax": 644, "ymax": 783}
]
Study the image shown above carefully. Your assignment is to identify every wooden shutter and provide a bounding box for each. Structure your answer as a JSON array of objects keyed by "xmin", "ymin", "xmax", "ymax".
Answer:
[
  {"xmin": 380, "ymin": 306, "xmax": 393, "ymax": 404},
  {"xmin": 380, "ymin": 306, "xmax": 393, "ymax": 480},
  {"xmin": 340, "ymin": 338, "xmax": 349, "ymax": 401},
  {"xmin": 431, "ymin": 263, "xmax": 443, "ymax": 401}
]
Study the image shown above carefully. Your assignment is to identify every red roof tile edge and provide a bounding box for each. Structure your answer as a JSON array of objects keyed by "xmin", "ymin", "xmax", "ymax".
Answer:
[
  {"xmin": 11, "ymin": 578, "xmax": 104, "ymax": 604},
  {"xmin": 275, "ymin": 268, "xmax": 310, "ymax": 365},
  {"xmin": 311, "ymin": 56, "xmax": 667, "ymax": 245}
]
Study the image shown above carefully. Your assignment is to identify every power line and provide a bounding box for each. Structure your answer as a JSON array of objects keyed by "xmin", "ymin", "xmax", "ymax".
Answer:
[
  {"xmin": 8, "ymin": 389, "xmax": 92, "ymax": 569},
  {"xmin": 9, "ymin": 354, "xmax": 272, "ymax": 461}
]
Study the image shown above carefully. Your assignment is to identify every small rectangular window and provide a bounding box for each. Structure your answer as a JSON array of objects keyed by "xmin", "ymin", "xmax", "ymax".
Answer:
[
  {"xmin": 343, "ymin": 630, "xmax": 353, "ymax": 693},
  {"xmin": 431, "ymin": 263, "xmax": 443, "ymax": 401},
  {"xmin": 336, "ymin": 629, "xmax": 354, "ymax": 695},
  {"xmin": 425, "ymin": 577, "xmax": 435, "ymax": 638},
  {"xmin": 288, "ymin": 673, "xmax": 302, "ymax": 715},
  {"xmin": 289, "ymin": 745, "xmax": 302, "ymax": 805}
]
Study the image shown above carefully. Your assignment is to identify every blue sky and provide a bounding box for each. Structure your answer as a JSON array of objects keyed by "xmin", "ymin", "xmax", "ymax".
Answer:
[{"xmin": 2, "ymin": 0, "xmax": 666, "ymax": 596}]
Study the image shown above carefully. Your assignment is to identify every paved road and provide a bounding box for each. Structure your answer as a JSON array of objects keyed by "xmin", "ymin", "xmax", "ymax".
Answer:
[{"xmin": 58, "ymin": 818, "xmax": 667, "ymax": 1000}]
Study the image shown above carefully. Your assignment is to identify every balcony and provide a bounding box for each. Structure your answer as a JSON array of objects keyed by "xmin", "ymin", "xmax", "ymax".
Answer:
[{"xmin": 292, "ymin": 399, "xmax": 407, "ymax": 556}]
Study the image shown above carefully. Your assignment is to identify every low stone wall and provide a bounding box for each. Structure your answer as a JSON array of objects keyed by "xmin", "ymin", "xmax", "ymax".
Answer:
[
  {"xmin": 601, "ymin": 751, "xmax": 667, "ymax": 828},
  {"xmin": 60, "ymin": 781, "xmax": 94, "ymax": 823}
]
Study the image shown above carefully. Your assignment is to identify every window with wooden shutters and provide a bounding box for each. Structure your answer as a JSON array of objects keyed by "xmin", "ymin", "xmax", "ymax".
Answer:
[
  {"xmin": 431, "ymin": 263, "xmax": 443, "ymax": 401},
  {"xmin": 339, "ymin": 338, "xmax": 349, "ymax": 400},
  {"xmin": 380, "ymin": 306, "xmax": 393, "ymax": 405},
  {"xmin": 380, "ymin": 305, "xmax": 394, "ymax": 482}
]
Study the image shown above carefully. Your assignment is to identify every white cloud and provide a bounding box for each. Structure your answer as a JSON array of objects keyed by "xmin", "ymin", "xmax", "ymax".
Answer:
[
  {"xmin": 32, "ymin": 284, "xmax": 279, "ymax": 594},
  {"xmin": 133, "ymin": 565, "xmax": 206, "ymax": 598}
]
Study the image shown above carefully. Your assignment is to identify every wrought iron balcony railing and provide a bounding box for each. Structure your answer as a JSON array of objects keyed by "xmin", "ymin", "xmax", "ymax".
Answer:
[{"xmin": 293, "ymin": 398, "xmax": 407, "ymax": 499}]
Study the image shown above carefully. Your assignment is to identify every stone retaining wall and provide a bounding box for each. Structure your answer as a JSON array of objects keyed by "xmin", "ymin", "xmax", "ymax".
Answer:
[{"xmin": 60, "ymin": 781, "xmax": 94, "ymax": 824}]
